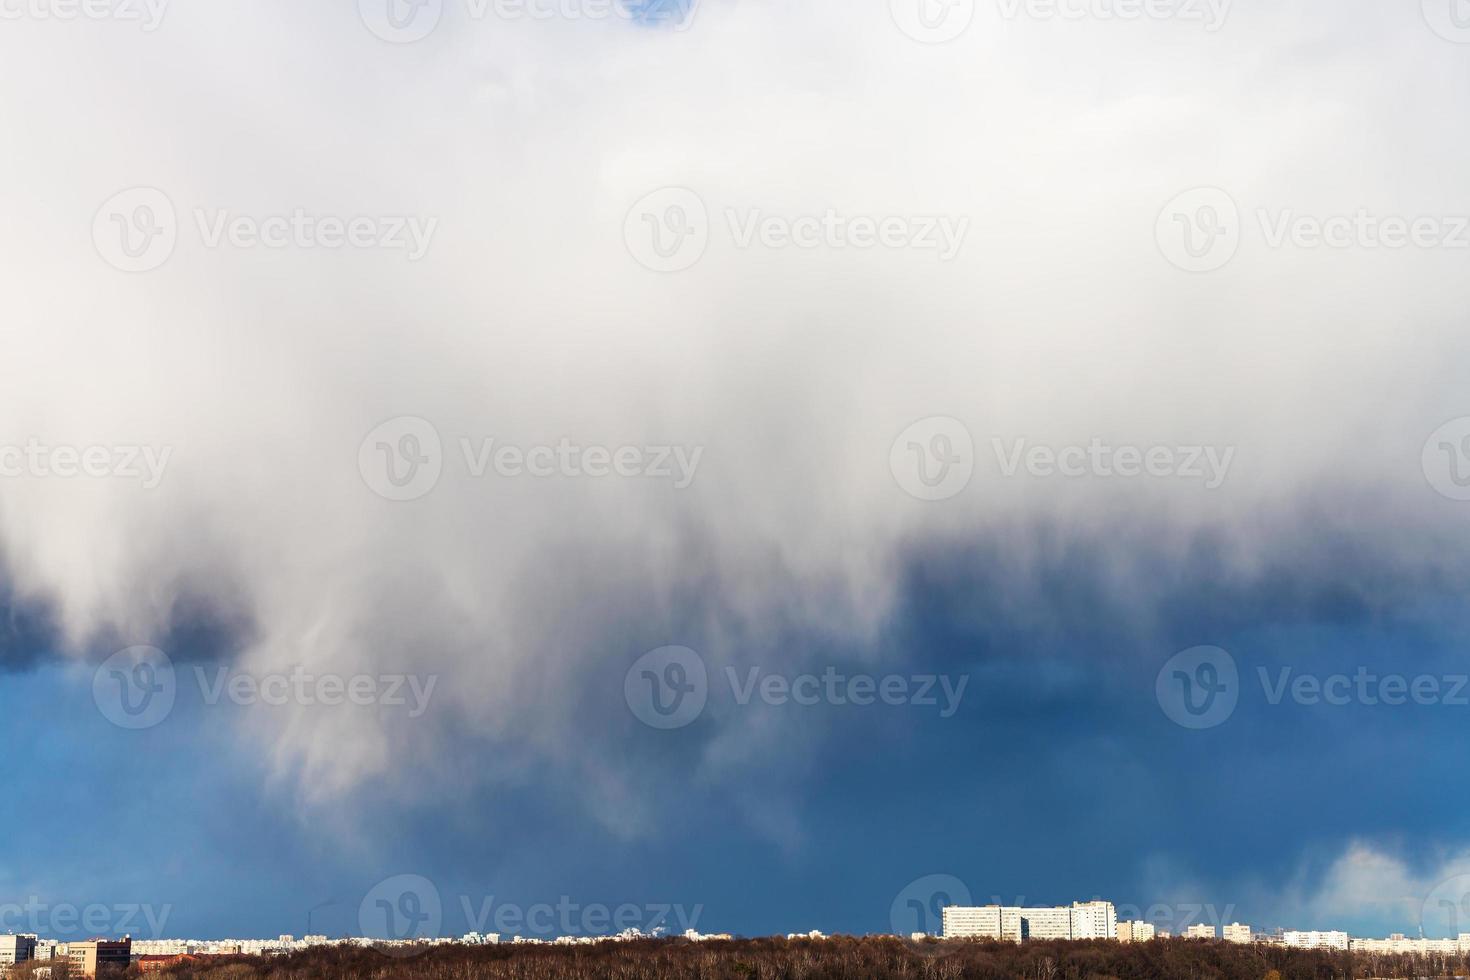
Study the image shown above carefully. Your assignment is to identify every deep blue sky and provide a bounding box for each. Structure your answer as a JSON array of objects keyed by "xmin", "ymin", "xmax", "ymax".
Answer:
[{"xmin": 6, "ymin": 526, "xmax": 1470, "ymax": 943}]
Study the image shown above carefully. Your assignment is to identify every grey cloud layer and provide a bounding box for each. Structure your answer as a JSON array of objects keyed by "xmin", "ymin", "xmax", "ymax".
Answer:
[{"xmin": 0, "ymin": 0, "xmax": 1467, "ymax": 823}]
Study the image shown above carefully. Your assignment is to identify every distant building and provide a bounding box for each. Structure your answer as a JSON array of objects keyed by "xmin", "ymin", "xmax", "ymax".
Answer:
[
  {"xmin": 1350, "ymin": 933, "xmax": 1470, "ymax": 954},
  {"xmin": 1184, "ymin": 924, "xmax": 1217, "ymax": 940},
  {"xmin": 1117, "ymin": 921, "xmax": 1155, "ymax": 942},
  {"xmin": 0, "ymin": 935, "xmax": 37, "ymax": 967},
  {"xmin": 1223, "ymin": 923, "xmax": 1251, "ymax": 943},
  {"xmin": 66, "ymin": 939, "xmax": 131, "ymax": 977},
  {"xmin": 138, "ymin": 954, "xmax": 198, "ymax": 974},
  {"xmin": 942, "ymin": 902, "xmax": 1116, "ymax": 941},
  {"xmin": 1282, "ymin": 930, "xmax": 1348, "ymax": 950}
]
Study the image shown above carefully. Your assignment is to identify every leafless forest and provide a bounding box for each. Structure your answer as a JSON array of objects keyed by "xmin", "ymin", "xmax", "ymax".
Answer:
[{"xmin": 14, "ymin": 937, "xmax": 1470, "ymax": 980}]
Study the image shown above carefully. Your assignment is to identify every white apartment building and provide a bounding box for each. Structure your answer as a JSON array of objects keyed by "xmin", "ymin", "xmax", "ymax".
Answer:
[
  {"xmin": 1350, "ymin": 934, "xmax": 1470, "ymax": 955},
  {"xmin": 1223, "ymin": 923, "xmax": 1251, "ymax": 944},
  {"xmin": 1283, "ymin": 930, "xmax": 1348, "ymax": 950},
  {"xmin": 0, "ymin": 935, "xmax": 37, "ymax": 966},
  {"xmin": 1117, "ymin": 920, "xmax": 1156, "ymax": 943},
  {"xmin": 942, "ymin": 902, "xmax": 1116, "ymax": 941},
  {"xmin": 1070, "ymin": 902, "xmax": 1118, "ymax": 940},
  {"xmin": 1184, "ymin": 924, "xmax": 1217, "ymax": 940}
]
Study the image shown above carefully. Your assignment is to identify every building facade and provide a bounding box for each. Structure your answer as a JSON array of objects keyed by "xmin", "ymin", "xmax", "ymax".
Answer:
[
  {"xmin": 0, "ymin": 935, "xmax": 37, "ymax": 967},
  {"xmin": 1184, "ymin": 924, "xmax": 1217, "ymax": 940},
  {"xmin": 1223, "ymin": 923, "xmax": 1251, "ymax": 943},
  {"xmin": 66, "ymin": 939, "xmax": 132, "ymax": 977},
  {"xmin": 942, "ymin": 902, "xmax": 1117, "ymax": 941},
  {"xmin": 1282, "ymin": 931, "xmax": 1348, "ymax": 951}
]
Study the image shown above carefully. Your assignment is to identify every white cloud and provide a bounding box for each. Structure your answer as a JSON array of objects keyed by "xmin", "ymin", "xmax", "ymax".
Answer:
[{"xmin": 1, "ymin": 0, "xmax": 1468, "ymax": 829}]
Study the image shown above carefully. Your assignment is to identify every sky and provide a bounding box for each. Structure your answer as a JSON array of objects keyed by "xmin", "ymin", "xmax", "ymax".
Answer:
[{"xmin": 3, "ymin": 0, "xmax": 1470, "ymax": 946}]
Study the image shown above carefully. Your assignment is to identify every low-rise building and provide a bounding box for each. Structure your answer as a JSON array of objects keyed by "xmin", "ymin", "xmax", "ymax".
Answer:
[
  {"xmin": 66, "ymin": 939, "xmax": 131, "ymax": 977},
  {"xmin": 0, "ymin": 935, "xmax": 37, "ymax": 967}
]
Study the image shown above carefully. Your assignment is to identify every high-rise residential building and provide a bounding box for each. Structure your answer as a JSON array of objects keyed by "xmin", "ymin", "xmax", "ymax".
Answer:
[
  {"xmin": 66, "ymin": 938, "xmax": 132, "ymax": 977},
  {"xmin": 1184, "ymin": 924, "xmax": 1217, "ymax": 940},
  {"xmin": 0, "ymin": 935, "xmax": 37, "ymax": 966},
  {"xmin": 942, "ymin": 902, "xmax": 1116, "ymax": 941},
  {"xmin": 1121, "ymin": 921, "xmax": 1156, "ymax": 942},
  {"xmin": 1069, "ymin": 902, "xmax": 1117, "ymax": 940},
  {"xmin": 1223, "ymin": 923, "xmax": 1251, "ymax": 943},
  {"xmin": 1282, "ymin": 930, "xmax": 1348, "ymax": 951}
]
